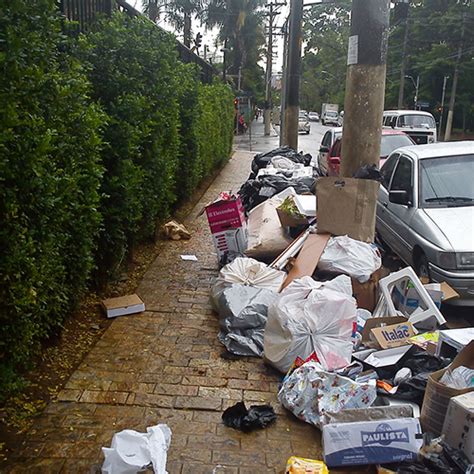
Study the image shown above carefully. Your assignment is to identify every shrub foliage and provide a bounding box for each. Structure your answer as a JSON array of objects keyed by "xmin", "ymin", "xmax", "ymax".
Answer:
[{"xmin": 0, "ymin": 2, "xmax": 234, "ymax": 397}]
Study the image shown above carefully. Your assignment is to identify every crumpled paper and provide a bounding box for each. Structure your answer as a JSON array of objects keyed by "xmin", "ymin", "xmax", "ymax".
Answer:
[
  {"xmin": 102, "ymin": 424, "xmax": 171, "ymax": 474},
  {"xmin": 278, "ymin": 361, "xmax": 377, "ymax": 428}
]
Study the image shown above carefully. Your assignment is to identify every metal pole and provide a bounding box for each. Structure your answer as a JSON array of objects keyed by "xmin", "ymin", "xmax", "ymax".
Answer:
[
  {"xmin": 280, "ymin": 18, "xmax": 289, "ymax": 146},
  {"xmin": 264, "ymin": 4, "xmax": 274, "ymax": 136},
  {"xmin": 444, "ymin": 13, "xmax": 465, "ymax": 142},
  {"xmin": 414, "ymin": 75, "xmax": 419, "ymax": 109},
  {"xmin": 237, "ymin": 66, "xmax": 242, "ymax": 91},
  {"xmin": 340, "ymin": 0, "xmax": 390, "ymax": 177},
  {"xmin": 248, "ymin": 96, "xmax": 252, "ymax": 151},
  {"xmin": 439, "ymin": 75, "xmax": 448, "ymax": 139},
  {"xmin": 283, "ymin": 0, "xmax": 303, "ymax": 150},
  {"xmin": 398, "ymin": 14, "xmax": 409, "ymax": 109}
]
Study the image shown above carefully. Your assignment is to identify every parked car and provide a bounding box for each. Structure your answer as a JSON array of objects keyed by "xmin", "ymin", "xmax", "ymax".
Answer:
[
  {"xmin": 298, "ymin": 114, "xmax": 310, "ymax": 134},
  {"xmin": 376, "ymin": 141, "xmax": 474, "ymax": 305},
  {"xmin": 322, "ymin": 111, "xmax": 339, "ymax": 126},
  {"xmin": 316, "ymin": 127, "xmax": 342, "ymax": 172},
  {"xmin": 383, "ymin": 110, "xmax": 437, "ymax": 144},
  {"xmin": 308, "ymin": 111, "xmax": 320, "ymax": 122},
  {"xmin": 322, "ymin": 130, "xmax": 416, "ymax": 176}
]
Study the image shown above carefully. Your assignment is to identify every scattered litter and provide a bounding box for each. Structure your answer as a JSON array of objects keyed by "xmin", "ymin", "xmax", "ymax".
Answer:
[
  {"xmin": 180, "ymin": 254, "xmax": 198, "ymax": 261},
  {"xmin": 278, "ymin": 361, "xmax": 377, "ymax": 428},
  {"xmin": 318, "ymin": 235, "xmax": 381, "ymax": 283},
  {"xmin": 163, "ymin": 220, "xmax": 191, "ymax": 240},
  {"xmin": 101, "ymin": 294, "xmax": 145, "ymax": 319},
  {"xmin": 264, "ymin": 275, "xmax": 357, "ymax": 372},
  {"xmin": 285, "ymin": 456, "xmax": 329, "ymax": 474},
  {"xmin": 222, "ymin": 402, "xmax": 276, "ymax": 432},
  {"xmin": 353, "ymin": 163, "xmax": 383, "ymax": 182},
  {"xmin": 101, "ymin": 424, "xmax": 171, "ymax": 474},
  {"xmin": 250, "ymin": 146, "xmax": 312, "ymax": 177}
]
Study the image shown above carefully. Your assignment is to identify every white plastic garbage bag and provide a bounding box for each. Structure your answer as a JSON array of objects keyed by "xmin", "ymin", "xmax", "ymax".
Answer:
[
  {"xmin": 211, "ymin": 257, "xmax": 285, "ymax": 311},
  {"xmin": 214, "ymin": 284, "xmax": 278, "ymax": 357},
  {"xmin": 318, "ymin": 235, "xmax": 381, "ymax": 283},
  {"xmin": 264, "ymin": 275, "xmax": 357, "ymax": 372},
  {"xmin": 278, "ymin": 361, "xmax": 377, "ymax": 428},
  {"xmin": 102, "ymin": 424, "xmax": 171, "ymax": 474}
]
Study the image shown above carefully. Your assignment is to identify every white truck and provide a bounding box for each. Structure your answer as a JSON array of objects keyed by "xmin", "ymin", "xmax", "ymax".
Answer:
[{"xmin": 321, "ymin": 103, "xmax": 339, "ymax": 126}]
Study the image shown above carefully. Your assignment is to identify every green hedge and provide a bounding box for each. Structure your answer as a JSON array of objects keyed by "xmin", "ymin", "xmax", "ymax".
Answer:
[
  {"xmin": 0, "ymin": 0, "xmax": 104, "ymax": 393},
  {"xmin": 0, "ymin": 4, "xmax": 234, "ymax": 397}
]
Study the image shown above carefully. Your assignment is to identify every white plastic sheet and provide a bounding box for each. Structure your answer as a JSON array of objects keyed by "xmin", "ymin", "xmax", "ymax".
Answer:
[
  {"xmin": 278, "ymin": 361, "xmax": 377, "ymax": 428},
  {"xmin": 318, "ymin": 235, "xmax": 381, "ymax": 283},
  {"xmin": 102, "ymin": 424, "xmax": 171, "ymax": 474},
  {"xmin": 211, "ymin": 257, "xmax": 285, "ymax": 311},
  {"xmin": 264, "ymin": 275, "xmax": 357, "ymax": 372}
]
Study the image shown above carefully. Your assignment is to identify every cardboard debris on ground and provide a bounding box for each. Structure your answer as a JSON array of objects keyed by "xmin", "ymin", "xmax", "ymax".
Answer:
[
  {"xmin": 361, "ymin": 316, "xmax": 409, "ymax": 348},
  {"xmin": 420, "ymin": 341, "xmax": 474, "ymax": 436},
  {"xmin": 102, "ymin": 294, "xmax": 145, "ymax": 319},
  {"xmin": 163, "ymin": 220, "xmax": 191, "ymax": 240},
  {"xmin": 279, "ymin": 233, "xmax": 330, "ymax": 290},
  {"xmin": 371, "ymin": 321, "xmax": 417, "ymax": 349}
]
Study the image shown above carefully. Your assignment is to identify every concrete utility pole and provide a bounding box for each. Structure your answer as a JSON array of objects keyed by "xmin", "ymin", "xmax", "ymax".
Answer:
[
  {"xmin": 283, "ymin": 0, "xmax": 303, "ymax": 149},
  {"xmin": 279, "ymin": 18, "xmax": 289, "ymax": 146},
  {"xmin": 264, "ymin": 3, "xmax": 284, "ymax": 136},
  {"xmin": 444, "ymin": 13, "xmax": 466, "ymax": 142},
  {"xmin": 397, "ymin": 14, "xmax": 409, "ymax": 109},
  {"xmin": 340, "ymin": 0, "xmax": 390, "ymax": 177},
  {"xmin": 438, "ymin": 75, "xmax": 449, "ymax": 139}
]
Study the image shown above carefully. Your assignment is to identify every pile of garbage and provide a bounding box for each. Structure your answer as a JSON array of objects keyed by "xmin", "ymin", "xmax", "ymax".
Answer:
[{"xmin": 203, "ymin": 146, "xmax": 474, "ymax": 472}]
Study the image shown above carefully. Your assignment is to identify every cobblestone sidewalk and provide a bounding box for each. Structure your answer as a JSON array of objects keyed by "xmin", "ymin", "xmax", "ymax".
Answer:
[{"xmin": 7, "ymin": 150, "xmax": 321, "ymax": 473}]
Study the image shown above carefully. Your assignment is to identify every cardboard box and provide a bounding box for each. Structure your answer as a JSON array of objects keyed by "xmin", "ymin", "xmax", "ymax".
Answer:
[
  {"xmin": 316, "ymin": 177, "xmax": 380, "ymax": 243},
  {"xmin": 361, "ymin": 316, "xmax": 409, "ymax": 348},
  {"xmin": 205, "ymin": 195, "xmax": 248, "ymax": 260},
  {"xmin": 442, "ymin": 392, "xmax": 474, "ymax": 463},
  {"xmin": 322, "ymin": 418, "xmax": 422, "ymax": 467},
  {"xmin": 420, "ymin": 341, "xmax": 474, "ymax": 436},
  {"xmin": 436, "ymin": 328, "xmax": 474, "ymax": 358},
  {"xmin": 102, "ymin": 294, "xmax": 145, "ymax": 318},
  {"xmin": 276, "ymin": 207, "xmax": 308, "ymax": 228},
  {"xmin": 371, "ymin": 321, "xmax": 416, "ymax": 349}
]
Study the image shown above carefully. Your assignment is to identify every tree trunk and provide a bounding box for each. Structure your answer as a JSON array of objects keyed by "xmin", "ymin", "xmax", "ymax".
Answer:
[{"xmin": 184, "ymin": 13, "xmax": 191, "ymax": 48}]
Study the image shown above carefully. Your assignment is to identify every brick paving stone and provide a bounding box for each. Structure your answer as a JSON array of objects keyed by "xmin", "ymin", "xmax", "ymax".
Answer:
[{"xmin": 5, "ymin": 150, "xmax": 325, "ymax": 473}]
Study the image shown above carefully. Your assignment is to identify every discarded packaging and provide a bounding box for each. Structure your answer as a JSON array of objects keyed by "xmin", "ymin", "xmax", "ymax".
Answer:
[
  {"xmin": 102, "ymin": 424, "xmax": 171, "ymax": 474},
  {"xmin": 278, "ymin": 361, "xmax": 377, "ymax": 428},
  {"xmin": 318, "ymin": 235, "xmax": 382, "ymax": 283},
  {"xmin": 163, "ymin": 220, "xmax": 191, "ymax": 240},
  {"xmin": 420, "ymin": 341, "xmax": 474, "ymax": 436},
  {"xmin": 370, "ymin": 321, "xmax": 417, "ymax": 349},
  {"xmin": 205, "ymin": 193, "xmax": 248, "ymax": 262},
  {"xmin": 245, "ymin": 188, "xmax": 294, "ymax": 260},
  {"xmin": 101, "ymin": 294, "xmax": 145, "ymax": 319},
  {"xmin": 442, "ymin": 392, "xmax": 474, "ymax": 463},
  {"xmin": 316, "ymin": 177, "xmax": 380, "ymax": 243},
  {"xmin": 439, "ymin": 365, "xmax": 474, "ymax": 389},
  {"xmin": 324, "ymin": 405, "xmax": 414, "ymax": 424},
  {"xmin": 322, "ymin": 417, "xmax": 423, "ymax": 467},
  {"xmin": 264, "ymin": 275, "xmax": 357, "ymax": 372},
  {"xmin": 211, "ymin": 257, "xmax": 286, "ymax": 311},
  {"xmin": 437, "ymin": 327, "xmax": 474, "ymax": 358},
  {"xmin": 222, "ymin": 402, "xmax": 276, "ymax": 432},
  {"xmin": 180, "ymin": 254, "xmax": 198, "ymax": 261},
  {"xmin": 285, "ymin": 456, "xmax": 329, "ymax": 474}
]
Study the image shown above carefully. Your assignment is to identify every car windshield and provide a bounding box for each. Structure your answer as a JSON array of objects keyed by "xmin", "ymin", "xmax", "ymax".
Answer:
[
  {"xmin": 326, "ymin": 112, "xmax": 338, "ymax": 117},
  {"xmin": 398, "ymin": 114, "xmax": 435, "ymax": 129},
  {"xmin": 381, "ymin": 134, "xmax": 414, "ymax": 157},
  {"xmin": 419, "ymin": 154, "xmax": 474, "ymax": 208}
]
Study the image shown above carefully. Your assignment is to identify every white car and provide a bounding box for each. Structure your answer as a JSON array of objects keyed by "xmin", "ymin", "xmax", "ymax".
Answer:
[
  {"xmin": 298, "ymin": 114, "xmax": 310, "ymax": 134},
  {"xmin": 322, "ymin": 111, "xmax": 339, "ymax": 126},
  {"xmin": 308, "ymin": 112, "xmax": 320, "ymax": 122},
  {"xmin": 376, "ymin": 141, "xmax": 474, "ymax": 305}
]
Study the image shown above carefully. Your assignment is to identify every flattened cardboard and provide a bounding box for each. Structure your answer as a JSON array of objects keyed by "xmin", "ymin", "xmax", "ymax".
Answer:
[
  {"xmin": 102, "ymin": 294, "xmax": 145, "ymax": 318},
  {"xmin": 280, "ymin": 233, "xmax": 330, "ymax": 290},
  {"xmin": 361, "ymin": 316, "xmax": 408, "ymax": 348},
  {"xmin": 420, "ymin": 277, "xmax": 460, "ymax": 302},
  {"xmin": 316, "ymin": 177, "xmax": 380, "ymax": 243},
  {"xmin": 420, "ymin": 340, "xmax": 474, "ymax": 436},
  {"xmin": 371, "ymin": 321, "xmax": 416, "ymax": 349}
]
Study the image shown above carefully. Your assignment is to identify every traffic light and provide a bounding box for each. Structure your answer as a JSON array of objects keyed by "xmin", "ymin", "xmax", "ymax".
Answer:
[
  {"xmin": 234, "ymin": 98, "xmax": 239, "ymax": 109},
  {"xmin": 195, "ymin": 32, "xmax": 202, "ymax": 50}
]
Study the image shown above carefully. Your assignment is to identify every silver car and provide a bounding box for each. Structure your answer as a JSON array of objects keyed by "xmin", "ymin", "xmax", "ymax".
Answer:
[
  {"xmin": 298, "ymin": 114, "xmax": 310, "ymax": 134},
  {"xmin": 376, "ymin": 141, "xmax": 474, "ymax": 305}
]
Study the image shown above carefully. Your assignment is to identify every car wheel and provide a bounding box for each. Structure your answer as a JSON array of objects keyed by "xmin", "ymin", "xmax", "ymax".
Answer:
[{"xmin": 414, "ymin": 252, "xmax": 431, "ymax": 281}]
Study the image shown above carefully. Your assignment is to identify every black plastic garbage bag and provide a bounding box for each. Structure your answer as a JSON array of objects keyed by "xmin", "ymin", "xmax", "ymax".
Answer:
[
  {"xmin": 222, "ymin": 402, "xmax": 277, "ymax": 432},
  {"xmin": 251, "ymin": 146, "xmax": 312, "ymax": 176},
  {"xmin": 353, "ymin": 164, "xmax": 383, "ymax": 182}
]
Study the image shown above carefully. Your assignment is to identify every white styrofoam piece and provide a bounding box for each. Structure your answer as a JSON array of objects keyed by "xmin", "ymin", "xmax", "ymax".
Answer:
[{"xmin": 294, "ymin": 194, "xmax": 317, "ymax": 217}]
